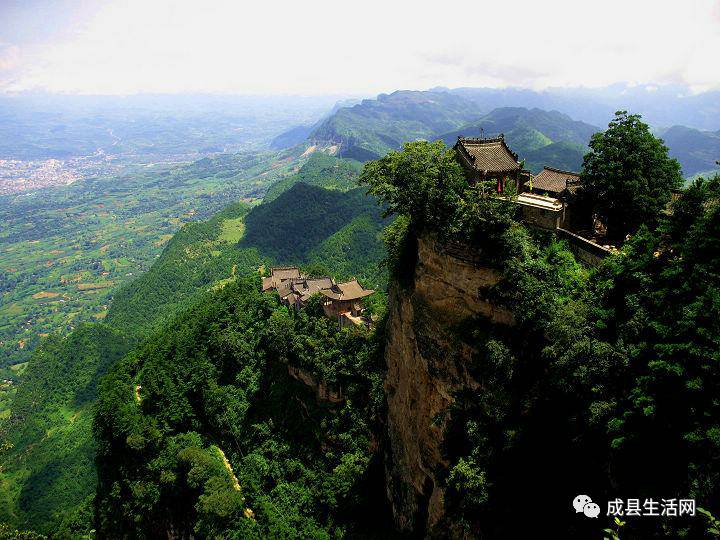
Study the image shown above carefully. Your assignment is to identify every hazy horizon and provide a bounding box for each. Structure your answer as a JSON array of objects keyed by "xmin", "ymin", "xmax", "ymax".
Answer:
[{"xmin": 0, "ymin": 81, "xmax": 718, "ymax": 99}]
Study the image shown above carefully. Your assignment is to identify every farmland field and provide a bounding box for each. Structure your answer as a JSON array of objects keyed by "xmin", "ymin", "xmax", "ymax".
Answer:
[{"xmin": 0, "ymin": 149, "xmax": 306, "ymax": 367}]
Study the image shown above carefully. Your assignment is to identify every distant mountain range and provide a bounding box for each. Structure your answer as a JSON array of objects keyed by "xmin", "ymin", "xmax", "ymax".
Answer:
[
  {"xmin": 269, "ymin": 98, "xmax": 362, "ymax": 150},
  {"xmin": 302, "ymin": 90, "xmax": 720, "ymax": 177},
  {"xmin": 309, "ymin": 91, "xmax": 479, "ymax": 161},
  {"xmin": 438, "ymin": 107, "xmax": 598, "ymax": 173},
  {"xmin": 442, "ymin": 84, "xmax": 720, "ymax": 131},
  {"xmin": 659, "ymin": 125, "xmax": 720, "ymax": 177}
]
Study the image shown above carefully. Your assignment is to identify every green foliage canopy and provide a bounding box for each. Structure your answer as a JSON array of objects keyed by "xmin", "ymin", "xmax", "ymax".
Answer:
[{"xmin": 581, "ymin": 111, "xmax": 683, "ymax": 239}]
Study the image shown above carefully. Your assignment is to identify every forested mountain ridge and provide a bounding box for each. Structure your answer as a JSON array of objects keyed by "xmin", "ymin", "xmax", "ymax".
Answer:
[
  {"xmin": 439, "ymin": 107, "xmax": 597, "ymax": 147},
  {"xmin": 242, "ymin": 183, "xmax": 384, "ymax": 264},
  {"xmin": 305, "ymin": 89, "xmax": 719, "ymax": 177},
  {"xmin": 659, "ymin": 125, "xmax": 720, "ymax": 176},
  {"xmin": 263, "ymin": 152, "xmax": 363, "ymax": 202},
  {"xmin": 360, "ymin": 141, "xmax": 720, "ymax": 538},
  {"xmin": 310, "ymin": 90, "xmax": 479, "ymax": 161},
  {"xmin": 310, "ymin": 93, "xmax": 599, "ymax": 173},
  {"xmin": 1, "ymin": 91, "xmax": 719, "ymax": 538},
  {"xmin": 83, "ymin": 135, "xmax": 720, "ymax": 538},
  {"xmin": 94, "ymin": 278, "xmax": 390, "ymax": 538},
  {"xmin": 270, "ymin": 99, "xmax": 362, "ymax": 150},
  {"xmin": 109, "ymin": 158, "xmax": 387, "ymax": 337},
  {"xmin": 445, "ymin": 84, "xmax": 720, "ymax": 131}
]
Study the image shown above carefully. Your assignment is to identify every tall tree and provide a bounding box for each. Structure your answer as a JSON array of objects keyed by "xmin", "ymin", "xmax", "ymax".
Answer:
[
  {"xmin": 581, "ymin": 111, "xmax": 683, "ymax": 240},
  {"xmin": 359, "ymin": 140, "xmax": 468, "ymax": 233}
]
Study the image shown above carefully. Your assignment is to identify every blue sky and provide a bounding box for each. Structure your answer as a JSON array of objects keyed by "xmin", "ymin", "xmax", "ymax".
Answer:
[{"xmin": 1, "ymin": 0, "xmax": 718, "ymax": 95}]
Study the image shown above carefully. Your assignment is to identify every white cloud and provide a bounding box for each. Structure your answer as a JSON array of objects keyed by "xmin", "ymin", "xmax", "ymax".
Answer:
[
  {"xmin": 0, "ymin": 0, "xmax": 718, "ymax": 94},
  {"xmin": 0, "ymin": 45, "xmax": 21, "ymax": 71}
]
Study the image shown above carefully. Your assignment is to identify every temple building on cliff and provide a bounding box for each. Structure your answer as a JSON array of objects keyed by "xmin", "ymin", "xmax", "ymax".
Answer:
[
  {"xmin": 454, "ymin": 134, "xmax": 581, "ymax": 230},
  {"xmin": 262, "ymin": 267, "xmax": 374, "ymax": 327},
  {"xmin": 453, "ymin": 134, "xmax": 612, "ymax": 264},
  {"xmin": 320, "ymin": 279, "xmax": 375, "ymax": 328},
  {"xmin": 453, "ymin": 135, "xmax": 531, "ymax": 194},
  {"xmin": 525, "ymin": 166, "xmax": 582, "ymax": 201}
]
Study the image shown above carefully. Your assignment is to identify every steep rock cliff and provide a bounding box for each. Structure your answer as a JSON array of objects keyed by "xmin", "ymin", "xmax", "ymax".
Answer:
[{"xmin": 383, "ymin": 234, "xmax": 514, "ymax": 536}]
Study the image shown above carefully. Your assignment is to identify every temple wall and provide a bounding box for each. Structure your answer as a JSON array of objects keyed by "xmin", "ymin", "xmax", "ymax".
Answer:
[
  {"xmin": 556, "ymin": 227, "xmax": 612, "ymax": 267},
  {"xmin": 520, "ymin": 205, "xmax": 562, "ymax": 230}
]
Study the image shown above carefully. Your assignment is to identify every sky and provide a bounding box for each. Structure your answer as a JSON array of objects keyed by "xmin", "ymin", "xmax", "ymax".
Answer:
[{"xmin": 0, "ymin": 0, "xmax": 719, "ymax": 95}]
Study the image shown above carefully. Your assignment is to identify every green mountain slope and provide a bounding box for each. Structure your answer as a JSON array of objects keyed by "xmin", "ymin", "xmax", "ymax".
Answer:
[
  {"xmin": 306, "ymin": 214, "xmax": 387, "ymax": 285},
  {"xmin": 309, "ymin": 97, "xmax": 598, "ymax": 172},
  {"xmin": 659, "ymin": 125, "xmax": 720, "ymax": 176},
  {"xmin": 263, "ymin": 153, "xmax": 363, "ymax": 202},
  {"xmin": 309, "ymin": 93, "xmax": 712, "ymax": 177},
  {"xmin": 110, "ymin": 182, "xmax": 388, "ymax": 339},
  {"xmin": 270, "ymin": 124, "xmax": 315, "ymax": 150},
  {"xmin": 0, "ymin": 324, "xmax": 130, "ymax": 534},
  {"xmin": 440, "ymin": 107, "xmax": 597, "ymax": 146},
  {"xmin": 310, "ymin": 90, "xmax": 480, "ymax": 161},
  {"xmin": 241, "ymin": 183, "xmax": 386, "ymax": 264},
  {"xmin": 523, "ymin": 140, "xmax": 588, "ymax": 173},
  {"xmin": 106, "ymin": 203, "xmax": 265, "ymax": 338},
  {"xmin": 94, "ymin": 277, "xmax": 389, "ymax": 538}
]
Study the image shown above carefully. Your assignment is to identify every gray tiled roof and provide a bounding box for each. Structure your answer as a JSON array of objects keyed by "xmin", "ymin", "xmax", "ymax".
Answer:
[
  {"xmin": 455, "ymin": 136, "xmax": 521, "ymax": 173},
  {"xmin": 527, "ymin": 166, "xmax": 581, "ymax": 194}
]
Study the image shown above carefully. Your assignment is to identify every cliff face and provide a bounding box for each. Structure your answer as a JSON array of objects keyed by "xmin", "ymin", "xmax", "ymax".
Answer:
[{"xmin": 383, "ymin": 234, "xmax": 513, "ymax": 536}]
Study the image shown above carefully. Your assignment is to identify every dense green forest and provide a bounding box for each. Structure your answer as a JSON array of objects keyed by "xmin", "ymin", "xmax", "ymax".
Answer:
[
  {"xmin": 87, "ymin": 126, "xmax": 720, "ymax": 537},
  {"xmin": 109, "ymin": 159, "xmax": 388, "ymax": 338},
  {"xmin": 94, "ymin": 279, "xmax": 390, "ymax": 538},
  {"xmin": 241, "ymin": 183, "xmax": 387, "ymax": 273},
  {"xmin": 263, "ymin": 153, "xmax": 363, "ymax": 202},
  {"xmin": 0, "ymin": 151, "xmax": 389, "ymax": 535},
  {"xmin": 4, "ymin": 95, "xmax": 715, "ymax": 369},
  {"xmin": 0, "ymin": 325, "xmax": 130, "ymax": 534}
]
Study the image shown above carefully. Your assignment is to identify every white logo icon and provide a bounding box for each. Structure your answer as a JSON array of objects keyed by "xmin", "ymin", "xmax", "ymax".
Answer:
[
  {"xmin": 584, "ymin": 502, "xmax": 601, "ymax": 518},
  {"xmin": 573, "ymin": 495, "xmax": 600, "ymax": 518},
  {"xmin": 573, "ymin": 494, "xmax": 592, "ymax": 513}
]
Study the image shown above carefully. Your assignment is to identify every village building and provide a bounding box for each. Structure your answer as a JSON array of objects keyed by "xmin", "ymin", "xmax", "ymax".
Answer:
[
  {"xmin": 262, "ymin": 267, "xmax": 375, "ymax": 327},
  {"xmin": 454, "ymin": 135, "xmax": 530, "ymax": 194}
]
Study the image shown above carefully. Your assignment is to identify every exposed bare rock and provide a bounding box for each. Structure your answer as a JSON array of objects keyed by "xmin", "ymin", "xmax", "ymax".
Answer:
[
  {"xmin": 287, "ymin": 364, "xmax": 344, "ymax": 403},
  {"xmin": 384, "ymin": 234, "xmax": 514, "ymax": 537}
]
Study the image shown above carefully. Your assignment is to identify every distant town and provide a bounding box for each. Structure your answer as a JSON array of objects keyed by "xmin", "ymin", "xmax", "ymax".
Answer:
[{"xmin": 0, "ymin": 153, "xmax": 116, "ymax": 195}]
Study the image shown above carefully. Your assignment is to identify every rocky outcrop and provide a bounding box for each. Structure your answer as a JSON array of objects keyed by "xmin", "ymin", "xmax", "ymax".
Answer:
[
  {"xmin": 383, "ymin": 234, "xmax": 514, "ymax": 536},
  {"xmin": 287, "ymin": 365, "xmax": 344, "ymax": 404}
]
